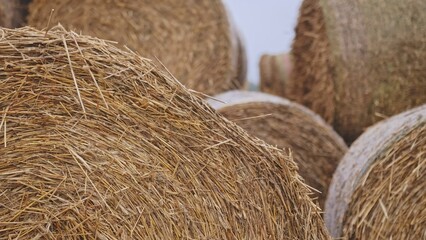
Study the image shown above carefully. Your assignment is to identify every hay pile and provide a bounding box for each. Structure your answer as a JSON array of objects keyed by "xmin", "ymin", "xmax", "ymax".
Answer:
[
  {"xmin": 27, "ymin": 0, "xmax": 245, "ymax": 96},
  {"xmin": 208, "ymin": 91, "xmax": 347, "ymax": 209},
  {"xmin": 259, "ymin": 53, "xmax": 292, "ymax": 96},
  {"xmin": 325, "ymin": 105, "xmax": 426, "ymax": 239},
  {"xmin": 0, "ymin": 26, "xmax": 330, "ymax": 239},
  {"xmin": 0, "ymin": 0, "xmax": 28, "ymax": 28},
  {"xmin": 287, "ymin": 0, "xmax": 426, "ymax": 142}
]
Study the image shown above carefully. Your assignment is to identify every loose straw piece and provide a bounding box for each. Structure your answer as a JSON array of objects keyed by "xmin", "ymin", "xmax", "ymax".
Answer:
[
  {"xmin": 62, "ymin": 34, "xmax": 86, "ymax": 114},
  {"xmin": 44, "ymin": 9, "xmax": 55, "ymax": 36}
]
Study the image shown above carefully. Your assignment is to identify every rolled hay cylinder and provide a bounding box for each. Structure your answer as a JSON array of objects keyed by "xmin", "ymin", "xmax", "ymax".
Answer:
[
  {"xmin": 208, "ymin": 90, "xmax": 348, "ymax": 209},
  {"xmin": 259, "ymin": 52, "xmax": 293, "ymax": 96},
  {"xmin": 0, "ymin": 0, "xmax": 28, "ymax": 28},
  {"xmin": 325, "ymin": 105, "xmax": 426, "ymax": 239},
  {"xmin": 27, "ymin": 0, "xmax": 246, "ymax": 96},
  {"xmin": 0, "ymin": 26, "xmax": 330, "ymax": 239},
  {"xmin": 235, "ymin": 32, "xmax": 248, "ymax": 89},
  {"xmin": 287, "ymin": 0, "xmax": 426, "ymax": 143}
]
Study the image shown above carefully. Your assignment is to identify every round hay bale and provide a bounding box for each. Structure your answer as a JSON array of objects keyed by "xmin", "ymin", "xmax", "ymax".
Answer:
[
  {"xmin": 27, "ymin": 0, "xmax": 245, "ymax": 96},
  {"xmin": 0, "ymin": 0, "xmax": 28, "ymax": 28},
  {"xmin": 259, "ymin": 53, "xmax": 293, "ymax": 96},
  {"xmin": 208, "ymin": 90, "xmax": 347, "ymax": 209},
  {"xmin": 0, "ymin": 26, "xmax": 330, "ymax": 239},
  {"xmin": 287, "ymin": 0, "xmax": 426, "ymax": 143},
  {"xmin": 325, "ymin": 105, "xmax": 426, "ymax": 239},
  {"xmin": 235, "ymin": 32, "xmax": 247, "ymax": 89}
]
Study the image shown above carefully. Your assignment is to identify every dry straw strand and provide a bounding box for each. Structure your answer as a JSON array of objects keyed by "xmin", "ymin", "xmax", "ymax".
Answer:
[
  {"xmin": 208, "ymin": 90, "xmax": 347, "ymax": 210},
  {"xmin": 0, "ymin": 26, "xmax": 330, "ymax": 239},
  {"xmin": 27, "ymin": 0, "xmax": 246, "ymax": 96},
  {"xmin": 326, "ymin": 104, "xmax": 426, "ymax": 239},
  {"xmin": 286, "ymin": 0, "xmax": 426, "ymax": 142}
]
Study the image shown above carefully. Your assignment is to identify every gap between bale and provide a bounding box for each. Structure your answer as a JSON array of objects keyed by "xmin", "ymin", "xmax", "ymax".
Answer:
[
  {"xmin": 0, "ymin": 26, "xmax": 330, "ymax": 239},
  {"xmin": 208, "ymin": 90, "xmax": 347, "ymax": 210}
]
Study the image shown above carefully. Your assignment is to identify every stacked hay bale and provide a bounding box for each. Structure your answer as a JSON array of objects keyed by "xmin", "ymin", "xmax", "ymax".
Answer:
[
  {"xmin": 0, "ymin": 26, "xmax": 330, "ymax": 239},
  {"xmin": 259, "ymin": 53, "xmax": 292, "ymax": 96},
  {"xmin": 326, "ymin": 105, "xmax": 426, "ymax": 239},
  {"xmin": 208, "ymin": 91, "xmax": 347, "ymax": 209},
  {"xmin": 235, "ymin": 33, "xmax": 247, "ymax": 88},
  {"xmin": 0, "ymin": 0, "xmax": 28, "ymax": 27},
  {"xmin": 285, "ymin": 0, "xmax": 426, "ymax": 142},
  {"xmin": 26, "ymin": 0, "xmax": 245, "ymax": 96}
]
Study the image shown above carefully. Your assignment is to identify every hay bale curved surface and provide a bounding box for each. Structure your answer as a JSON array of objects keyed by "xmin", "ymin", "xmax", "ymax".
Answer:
[
  {"xmin": 0, "ymin": 27, "xmax": 330, "ymax": 239},
  {"xmin": 288, "ymin": 0, "xmax": 426, "ymax": 142},
  {"xmin": 325, "ymin": 105, "xmax": 426, "ymax": 239},
  {"xmin": 27, "ymin": 0, "xmax": 244, "ymax": 96},
  {"xmin": 208, "ymin": 91, "xmax": 347, "ymax": 209},
  {"xmin": 259, "ymin": 53, "xmax": 293, "ymax": 97}
]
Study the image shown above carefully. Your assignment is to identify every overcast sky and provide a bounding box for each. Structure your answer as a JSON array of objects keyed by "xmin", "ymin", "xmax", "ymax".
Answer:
[{"xmin": 223, "ymin": 0, "xmax": 302, "ymax": 84}]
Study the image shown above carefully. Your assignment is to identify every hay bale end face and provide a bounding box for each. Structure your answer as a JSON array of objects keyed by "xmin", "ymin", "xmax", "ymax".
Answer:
[
  {"xmin": 259, "ymin": 53, "xmax": 293, "ymax": 97},
  {"xmin": 288, "ymin": 0, "xmax": 426, "ymax": 142},
  {"xmin": 208, "ymin": 91, "xmax": 347, "ymax": 209},
  {"xmin": 0, "ymin": 27, "xmax": 330, "ymax": 239},
  {"xmin": 27, "ymin": 0, "xmax": 245, "ymax": 96},
  {"xmin": 325, "ymin": 105, "xmax": 426, "ymax": 239}
]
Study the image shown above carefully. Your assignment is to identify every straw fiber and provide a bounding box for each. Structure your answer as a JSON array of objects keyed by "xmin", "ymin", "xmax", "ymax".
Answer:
[
  {"xmin": 289, "ymin": 0, "xmax": 426, "ymax": 143},
  {"xmin": 259, "ymin": 53, "xmax": 293, "ymax": 97},
  {"xmin": 326, "ymin": 105, "xmax": 426, "ymax": 239},
  {"xmin": 208, "ymin": 91, "xmax": 347, "ymax": 209},
  {"xmin": 0, "ymin": 26, "xmax": 330, "ymax": 239},
  {"xmin": 27, "ymin": 0, "xmax": 245, "ymax": 96}
]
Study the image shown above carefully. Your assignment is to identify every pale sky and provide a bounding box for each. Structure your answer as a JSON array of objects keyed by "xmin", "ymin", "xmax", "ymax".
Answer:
[{"xmin": 223, "ymin": 0, "xmax": 302, "ymax": 84}]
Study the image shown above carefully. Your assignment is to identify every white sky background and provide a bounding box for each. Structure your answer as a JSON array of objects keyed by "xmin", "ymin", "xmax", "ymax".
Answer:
[{"xmin": 223, "ymin": 0, "xmax": 302, "ymax": 85}]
